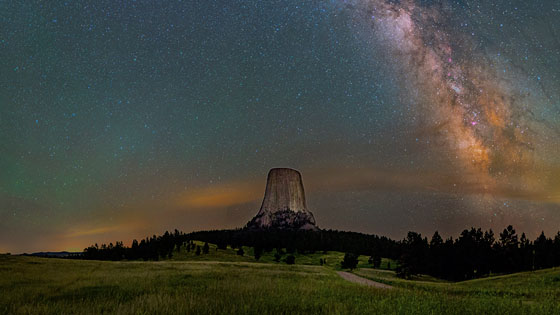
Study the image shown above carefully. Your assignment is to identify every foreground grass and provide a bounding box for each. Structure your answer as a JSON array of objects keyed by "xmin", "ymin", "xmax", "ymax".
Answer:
[
  {"xmin": 355, "ymin": 267, "xmax": 560, "ymax": 311},
  {"xmin": 1, "ymin": 254, "xmax": 559, "ymax": 314}
]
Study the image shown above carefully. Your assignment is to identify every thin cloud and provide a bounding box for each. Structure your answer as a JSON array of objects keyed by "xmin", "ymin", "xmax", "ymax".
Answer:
[
  {"xmin": 176, "ymin": 182, "xmax": 262, "ymax": 208},
  {"xmin": 65, "ymin": 225, "xmax": 124, "ymax": 238}
]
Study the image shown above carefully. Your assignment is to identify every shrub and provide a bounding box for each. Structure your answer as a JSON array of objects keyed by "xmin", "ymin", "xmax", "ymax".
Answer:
[
  {"xmin": 369, "ymin": 255, "xmax": 381, "ymax": 268},
  {"xmin": 202, "ymin": 242, "xmax": 209, "ymax": 254},
  {"xmin": 254, "ymin": 247, "xmax": 262, "ymax": 261},
  {"xmin": 341, "ymin": 253, "xmax": 359, "ymax": 270},
  {"xmin": 285, "ymin": 255, "xmax": 295, "ymax": 265}
]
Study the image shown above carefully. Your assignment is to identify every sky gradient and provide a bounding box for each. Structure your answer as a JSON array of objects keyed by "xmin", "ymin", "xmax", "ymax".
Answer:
[{"xmin": 1, "ymin": 0, "xmax": 559, "ymax": 253}]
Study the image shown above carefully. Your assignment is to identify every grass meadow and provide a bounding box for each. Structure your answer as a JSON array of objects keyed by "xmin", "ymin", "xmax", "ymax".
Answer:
[
  {"xmin": 1, "ymin": 246, "xmax": 559, "ymax": 314},
  {"xmin": 169, "ymin": 241, "xmax": 396, "ymax": 270}
]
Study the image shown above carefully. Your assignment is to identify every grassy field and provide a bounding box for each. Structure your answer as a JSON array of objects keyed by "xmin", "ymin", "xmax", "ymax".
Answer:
[
  {"xmin": 1, "ymin": 249, "xmax": 559, "ymax": 314},
  {"xmin": 170, "ymin": 241, "xmax": 396, "ymax": 270}
]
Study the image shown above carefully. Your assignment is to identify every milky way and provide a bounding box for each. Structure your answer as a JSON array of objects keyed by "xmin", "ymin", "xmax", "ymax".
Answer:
[
  {"xmin": 1, "ymin": 0, "xmax": 559, "ymax": 253},
  {"xmin": 344, "ymin": 0, "xmax": 559, "ymax": 204}
]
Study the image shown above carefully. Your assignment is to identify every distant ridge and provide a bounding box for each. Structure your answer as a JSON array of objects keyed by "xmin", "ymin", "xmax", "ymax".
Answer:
[{"xmin": 23, "ymin": 251, "xmax": 82, "ymax": 258}]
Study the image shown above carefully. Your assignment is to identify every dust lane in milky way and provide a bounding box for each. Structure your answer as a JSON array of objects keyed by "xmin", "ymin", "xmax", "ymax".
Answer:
[
  {"xmin": 0, "ymin": 0, "xmax": 559, "ymax": 253},
  {"xmin": 346, "ymin": 0, "xmax": 559, "ymax": 206}
]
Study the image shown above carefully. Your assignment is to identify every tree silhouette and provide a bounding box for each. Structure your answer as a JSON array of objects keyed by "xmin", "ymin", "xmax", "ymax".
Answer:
[
  {"xmin": 77, "ymin": 225, "xmax": 560, "ymax": 281},
  {"xmin": 254, "ymin": 246, "xmax": 262, "ymax": 261},
  {"xmin": 498, "ymin": 225, "xmax": 519, "ymax": 273},
  {"xmin": 368, "ymin": 255, "xmax": 381, "ymax": 268},
  {"xmin": 202, "ymin": 242, "xmax": 209, "ymax": 254},
  {"xmin": 397, "ymin": 232, "xmax": 428, "ymax": 279},
  {"xmin": 428, "ymin": 231, "xmax": 445, "ymax": 277},
  {"xmin": 285, "ymin": 255, "xmax": 295, "ymax": 265},
  {"xmin": 341, "ymin": 253, "xmax": 359, "ymax": 270}
]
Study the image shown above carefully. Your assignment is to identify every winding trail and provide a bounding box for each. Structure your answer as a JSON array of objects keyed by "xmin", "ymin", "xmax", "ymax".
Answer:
[{"xmin": 337, "ymin": 271, "xmax": 393, "ymax": 289}]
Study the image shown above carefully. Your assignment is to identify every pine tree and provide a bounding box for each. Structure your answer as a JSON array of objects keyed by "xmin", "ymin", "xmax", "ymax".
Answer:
[
  {"xmin": 203, "ymin": 242, "xmax": 209, "ymax": 254},
  {"xmin": 254, "ymin": 246, "xmax": 262, "ymax": 261},
  {"xmin": 341, "ymin": 253, "xmax": 359, "ymax": 270}
]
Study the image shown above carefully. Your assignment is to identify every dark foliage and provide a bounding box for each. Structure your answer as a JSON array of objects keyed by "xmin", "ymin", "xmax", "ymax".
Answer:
[
  {"xmin": 368, "ymin": 255, "xmax": 381, "ymax": 268},
  {"xmin": 254, "ymin": 246, "xmax": 262, "ymax": 261},
  {"xmin": 341, "ymin": 253, "xmax": 359, "ymax": 270},
  {"xmin": 81, "ymin": 228, "xmax": 398, "ymax": 261},
  {"xmin": 77, "ymin": 225, "xmax": 560, "ymax": 282},
  {"xmin": 185, "ymin": 228, "xmax": 400, "ymax": 259},
  {"xmin": 397, "ymin": 226, "xmax": 560, "ymax": 281},
  {"xmin": 82, "ymin": 229, "xmax": 186, "ymax": 261},
  {"xmin": 285, "ymin": 255, "xmax": 295, "ymax": 265},
  {"xmin": 202, "ymin": 242, "xmax": 209, "ymax": 254}
]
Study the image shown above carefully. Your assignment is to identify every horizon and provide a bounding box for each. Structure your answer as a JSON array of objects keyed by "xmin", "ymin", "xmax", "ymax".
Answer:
[
  {"xmin": 2, "ymin": 0, "xmax": 559, "ymax": 254},
  {"xmin": 6, "ymin": 216, "xmax": 558, "ymax": 255}
]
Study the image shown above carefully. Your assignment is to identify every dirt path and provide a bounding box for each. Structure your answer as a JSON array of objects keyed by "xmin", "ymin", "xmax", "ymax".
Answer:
[{"xmin": 337, "ymin": 271, "xmax": 393, "ymax": 289}]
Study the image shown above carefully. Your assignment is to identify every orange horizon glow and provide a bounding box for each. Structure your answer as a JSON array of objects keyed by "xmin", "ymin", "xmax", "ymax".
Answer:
[{"xmin": 176, "ymin": 182, "xmax": 262, "ymax": 208}]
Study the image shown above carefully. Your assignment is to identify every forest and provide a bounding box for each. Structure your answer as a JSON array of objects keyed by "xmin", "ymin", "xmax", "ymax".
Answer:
[{"xmin": 79, "ymin": 226, "xmax": 560, "ymax": 281}]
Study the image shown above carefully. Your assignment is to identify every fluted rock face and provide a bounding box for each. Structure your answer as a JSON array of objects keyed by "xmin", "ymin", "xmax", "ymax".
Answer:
[{"xmin": 247, "ymin": 168, "xmax": 318, "ymax": 230}]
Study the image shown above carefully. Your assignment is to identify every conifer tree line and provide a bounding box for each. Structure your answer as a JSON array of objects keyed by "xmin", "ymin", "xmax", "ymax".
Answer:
[
  {"xmin": 81, "ymin": 229, "xmax": 399, "ymax": 261},
  {"xmin": 397, "ymin": 226, "xmax": 560, "ymax": 280},
  {"xmin": 78, "ymin": 226, "xmax": 560, "ymax": 281},
  {"xmin": 82, "ymin": 229, "xmax": 187, "ymax": 261}
]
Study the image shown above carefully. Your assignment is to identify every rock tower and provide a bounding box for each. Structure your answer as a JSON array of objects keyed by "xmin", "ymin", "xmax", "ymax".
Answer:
[{"xmin": 246, "ymin": 168, "xmax": 318, "ymax": 230}]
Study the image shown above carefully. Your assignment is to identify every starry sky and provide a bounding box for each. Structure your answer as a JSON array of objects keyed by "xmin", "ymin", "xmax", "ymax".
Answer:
[{"xmin": 1, "ymin": 0, "xmax": 559, "ymax": 253}]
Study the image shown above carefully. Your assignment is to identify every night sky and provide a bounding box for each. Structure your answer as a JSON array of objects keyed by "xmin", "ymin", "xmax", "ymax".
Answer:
[{"xmin": 1, "ymin": 0, "xmax": 559, "ymax": 253}]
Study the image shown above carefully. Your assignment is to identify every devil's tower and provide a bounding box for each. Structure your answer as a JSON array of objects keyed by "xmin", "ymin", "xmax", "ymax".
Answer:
[{"xmin": 246, "ymin": 168, "xmax": 318, "ymax": 230}]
